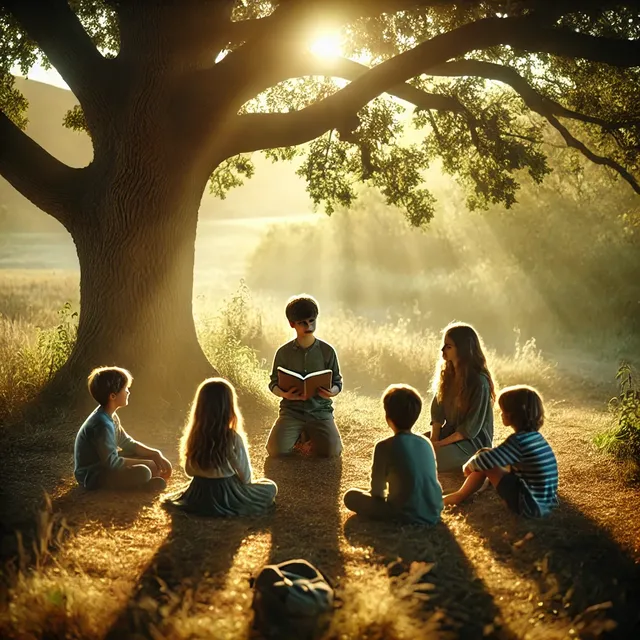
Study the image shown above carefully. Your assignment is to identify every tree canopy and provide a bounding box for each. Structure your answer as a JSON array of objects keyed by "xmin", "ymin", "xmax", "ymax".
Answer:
[
  {"xmin": 1, "ymin": 0, "xmax": 639, "ymax": 399},
  {"xmin": 1, "ymin": 0, "xmax": 639, "ymax": 228}
]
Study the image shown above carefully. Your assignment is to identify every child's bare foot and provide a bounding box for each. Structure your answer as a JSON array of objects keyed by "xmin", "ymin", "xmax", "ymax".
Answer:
[{"xmin": 443, "ymin": 491, "xmax": 463, "ymax": 506}]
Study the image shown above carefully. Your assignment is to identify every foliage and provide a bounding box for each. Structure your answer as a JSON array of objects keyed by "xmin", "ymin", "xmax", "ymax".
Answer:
[
  {"xmin": 209, "ymin": 156, "xmax": 256, "ymax": 200},
  {"xmin": 596, "ymin": 363, "xmax": 640, "ymax": 474},
  {"xmin": 0, "ymin": 301, "xmax": 77, "ymax": 422},
  {"xmin": 245, "ymin": 145, "xmax": 640, "ymax": 353},
  {"xmin": 196, "ymin": 282, "xmax": 274, "ymax": 410},
  {"xmin": 2, "ymin": 2, "xmax": 640, "ymax": 224}
]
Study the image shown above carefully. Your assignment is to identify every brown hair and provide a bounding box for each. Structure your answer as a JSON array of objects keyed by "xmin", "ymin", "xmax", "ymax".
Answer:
[
  {"xmin": 382, "ymin": 384, "xmax": 423, "ymax": 431},
  {"xmin": 180, "ymin": 377, "xmax": 245, "ymax": 471},
  {"xmin": 498, "ymin": 385, "xmax": 545, "ymax": 432},
  {"xmin": 285, "ymin": 294, "xmax": 319, "ymax": 322},
  {"xmin": 87, "ymin": 366, "xmax": 132, "ymax": 406},
  {"xmin": 433, "ymin": 322, "xmax": 495, "ymax": 413}
]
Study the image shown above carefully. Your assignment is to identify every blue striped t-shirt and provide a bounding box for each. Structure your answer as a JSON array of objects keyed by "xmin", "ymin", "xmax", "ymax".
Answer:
[{"xmin": 466, "ymin": 431, "xmax": 558, "ymax": 517}]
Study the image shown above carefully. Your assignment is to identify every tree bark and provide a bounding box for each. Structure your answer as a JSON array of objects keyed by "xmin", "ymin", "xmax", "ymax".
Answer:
[{"xmin": 57, "ymin": 153, "xmax": 217, "ymax": 414}]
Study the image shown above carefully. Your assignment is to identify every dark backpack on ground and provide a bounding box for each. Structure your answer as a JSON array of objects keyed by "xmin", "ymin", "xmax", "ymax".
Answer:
[{"xmin": 251, "ymin": 558, "xmax": 334, "ymax": 639}]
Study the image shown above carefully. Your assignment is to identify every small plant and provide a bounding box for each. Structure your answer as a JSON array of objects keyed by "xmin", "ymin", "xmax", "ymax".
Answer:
[
  {"xmin": 36, "ymin": 301, "xmax": 78, "ymax": 381},
  {"xmin": 595, "ymin": 363, "xmax": 640, "ymax": 474}
]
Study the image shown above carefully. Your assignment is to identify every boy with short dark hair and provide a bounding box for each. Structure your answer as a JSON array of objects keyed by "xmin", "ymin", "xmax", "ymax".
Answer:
[
  {"xmin": 343, "ymin": 384, "xmax": 443, "ymax": 524},
  {"xmin": 267, "ymin": 294, "xmax": 343, "ymax": 457},
  {"xmin": 74, "ymin": 366, "xmax": 172, "ymax": 491}
]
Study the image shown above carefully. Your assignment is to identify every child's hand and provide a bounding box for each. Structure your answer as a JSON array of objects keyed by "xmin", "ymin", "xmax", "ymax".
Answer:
[
  {"xmin": 317, "ymin": 387, "xmax": 334, "ymax": 399},
  {"xmin": 283, "ymin": 388, "xmax": 306, "ymax": 401},
  {"xmin": 155, "ymin": 453, "xmax": 173, "ymax": 478}
]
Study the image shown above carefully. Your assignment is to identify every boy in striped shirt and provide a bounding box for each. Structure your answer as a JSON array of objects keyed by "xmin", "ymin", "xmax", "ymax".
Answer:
[{"xmin": 444, "ymin": 385, "xmax": 558, "ymax": 517}]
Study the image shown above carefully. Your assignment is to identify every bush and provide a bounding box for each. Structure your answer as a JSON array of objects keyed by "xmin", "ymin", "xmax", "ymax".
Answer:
[
  {"xmin": 196, "ymin": 282, "xmax": 275, "ymax": 411},
  {"xmin": 595, "ymin": 363, "xmax": 640, "ymax": 477},
  {"xmin": 0, "ymin": 302, "xmax": 77, "ymax": 422}
]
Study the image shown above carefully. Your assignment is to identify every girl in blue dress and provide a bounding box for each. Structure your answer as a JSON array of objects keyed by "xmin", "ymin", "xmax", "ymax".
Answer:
[{"xmin": 168, "ymin": 378, "xmax": 277, "ymax": 516}]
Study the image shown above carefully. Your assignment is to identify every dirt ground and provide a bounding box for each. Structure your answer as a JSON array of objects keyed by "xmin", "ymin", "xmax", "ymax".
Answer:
[{"xmin": 1, "ymin": 385, "xmax": 639, "ymax": 639}]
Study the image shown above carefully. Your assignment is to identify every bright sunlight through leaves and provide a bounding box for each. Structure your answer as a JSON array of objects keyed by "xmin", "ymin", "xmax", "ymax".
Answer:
[{"xmin": 309, "ymin": 32, "xmax": 343, "ymax": 58}]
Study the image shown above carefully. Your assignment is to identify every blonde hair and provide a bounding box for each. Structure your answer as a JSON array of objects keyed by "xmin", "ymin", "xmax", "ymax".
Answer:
[
  {"xmin": 498, "ymin": 385, "xmax": 545, "ymax": 432},
  {"xmin": 432, "ymin": 322, "xmax": 495, "ymax": 412},
  {"xmin": 180, "ymin": 377, "xmax": 246, "ymax": 470}
]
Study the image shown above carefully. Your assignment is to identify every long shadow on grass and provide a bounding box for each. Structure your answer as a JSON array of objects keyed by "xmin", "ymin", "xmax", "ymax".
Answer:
[
  {"xmin": 460, "ymin": 490, "xmax": 640, "ymax": 638},
  {"xmin": 264, "ymin": 456, "xmax": 344, "ymax": 584},
  {"xmin": 105, "ymin": 504, "xmax": 270, "ymax": 638},
  {"xmin": 344, "ymin": 516, "xmax": 519, "ymax": 640}
]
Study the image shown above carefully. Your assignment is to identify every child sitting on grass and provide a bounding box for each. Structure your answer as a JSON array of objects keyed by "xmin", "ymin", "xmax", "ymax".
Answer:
[
  {"xmin": 167, "ymin": 377, "xmax": 277, "ymax": 516},
  {"xmin": 343, "ymin": 384, "xmax": 443, "ymax": 525},
  {"xmin": 74, "ymin": 366, "xmax": 172, "ymax": 492},
  {"xmin": 444, "ymin": 385, "xmax": 558, "ymax": 517}
]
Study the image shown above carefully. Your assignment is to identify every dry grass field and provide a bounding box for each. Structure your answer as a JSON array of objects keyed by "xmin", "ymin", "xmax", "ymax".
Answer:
[{"xmin": 1, "ymin": 271, "xmax": 639, "ymax": 639}]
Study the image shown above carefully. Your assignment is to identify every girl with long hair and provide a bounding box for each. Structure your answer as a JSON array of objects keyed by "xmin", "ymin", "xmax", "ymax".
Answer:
[
  {"xmin": 430, "ymin": 323, "xmax": 496, "ymax": 472},
  {"xmin": 168, "ymin": 378, "xmax": 277, "ymax": 516}
]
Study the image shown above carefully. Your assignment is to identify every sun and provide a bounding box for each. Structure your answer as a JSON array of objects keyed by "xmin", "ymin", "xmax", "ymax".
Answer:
[{"xmin": 309, "ymin": 32, "xmax": 343, "ymax": 58}]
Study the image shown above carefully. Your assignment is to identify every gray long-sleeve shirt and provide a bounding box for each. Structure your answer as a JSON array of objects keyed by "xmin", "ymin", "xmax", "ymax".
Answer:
[
  {"xmin": 269, "ymin": 337, "xmax": 343, "ymax": 420},
  {"xmin": 370, "ymin": 431, "xmax": 443, "ymax": 525},
  {"xmin": 74, "ymin": 407, "xmax": 139, "ymax": 488},
  {"xmin": 185, "ymin": 431, "xmax": 253, "ymax": 483},
  {"xmin": 430, "ymin": 372, "xmax": 494, "ymax": 452}
]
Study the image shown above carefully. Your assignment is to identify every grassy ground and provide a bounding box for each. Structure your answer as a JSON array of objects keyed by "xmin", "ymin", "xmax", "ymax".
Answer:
[{"xmin": 1, "ymin": 272, "xmax": 639, "ymax": 639}]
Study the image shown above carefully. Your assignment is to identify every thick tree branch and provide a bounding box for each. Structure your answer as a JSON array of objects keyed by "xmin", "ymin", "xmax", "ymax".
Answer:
[
  {"xmin": 546, "ymin": 114, "xmax": 640, "ymax": 194},
  {"xmin": 429, "ymin": 60, "xmax": 639, "ymax": 130},
  {"xmin": 0, "ymin": 110, "xmax": 83, "ymax": 227},
  {"xmin": 227, "ymin": 16, "xmax": 640, "ymax": 154},
  {"xmin": 2, "ymin": 0, "xmax": 107, "ymax": 108},
  {"xmin": 428, "ymin": 60, "xmax": 640, "ymax": 192}
]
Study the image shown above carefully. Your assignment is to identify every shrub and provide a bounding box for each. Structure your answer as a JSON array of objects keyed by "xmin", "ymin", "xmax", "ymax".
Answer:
[
  {"xmin": 595, "ymin": 363, "xmax": 640, "ymax": 477},
  {"xmin": 0, "ymin": 302, "xmax": 77, "ymax": 422}
]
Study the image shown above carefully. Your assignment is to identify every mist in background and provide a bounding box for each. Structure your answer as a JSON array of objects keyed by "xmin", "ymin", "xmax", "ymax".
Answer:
[{"xmin": 2, "ymin": 77, "xmax": 639, "ymax": 378}]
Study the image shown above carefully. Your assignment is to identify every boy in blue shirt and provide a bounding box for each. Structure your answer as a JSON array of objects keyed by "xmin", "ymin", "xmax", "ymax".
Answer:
[
  {"xmin": 267, "ymin": 295, "xmax": 343, "ymax": 457},
  {"xmin": 74, "ymin": 366, "xmax": 172, "ymax": 491},
  {"xmin": 344, "ymin": 384, "xmax": 443, "ymax": 525}
]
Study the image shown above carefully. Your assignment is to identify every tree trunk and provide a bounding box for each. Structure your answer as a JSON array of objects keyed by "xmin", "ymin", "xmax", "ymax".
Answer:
[{"xmin": 56, "ymin": 155, "xmax": 217, "ymax": 416}]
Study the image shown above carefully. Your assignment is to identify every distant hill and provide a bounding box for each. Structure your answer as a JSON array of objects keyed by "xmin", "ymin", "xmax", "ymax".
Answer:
[{"xmin": 1, "ymin": 78, "xmax": 314, "ymax": 233}]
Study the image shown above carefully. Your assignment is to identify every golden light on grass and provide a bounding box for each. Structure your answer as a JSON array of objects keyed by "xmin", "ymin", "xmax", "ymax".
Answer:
[{"xmin": 309, "ymin": 31, "xmax": 343, "ymax": 58}]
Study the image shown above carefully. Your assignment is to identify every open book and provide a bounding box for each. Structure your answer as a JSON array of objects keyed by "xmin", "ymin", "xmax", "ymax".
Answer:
[{"xmin": 277, "ymin": 367, "xmax": 333, "ymax": 398}]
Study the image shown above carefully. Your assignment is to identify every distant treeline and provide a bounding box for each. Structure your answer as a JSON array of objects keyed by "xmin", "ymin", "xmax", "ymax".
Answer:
[{"xmin": 245, "ymin": 151, "xmax": 640, "ymax": 354}]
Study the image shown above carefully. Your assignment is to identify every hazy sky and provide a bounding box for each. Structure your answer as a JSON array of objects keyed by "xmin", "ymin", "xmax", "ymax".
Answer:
[{"xmin": 12, "ymin": 63, "xmax": 69, "ymax": 90}]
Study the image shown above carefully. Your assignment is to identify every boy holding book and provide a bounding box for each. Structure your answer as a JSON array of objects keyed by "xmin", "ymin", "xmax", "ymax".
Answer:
[
  {"xmin": 267, "ymin": 294, "xmax": 343, "ymax": 457},
  {"xmin": 344, "ymin": 384, "xmax": 443, "ymax": 524}
]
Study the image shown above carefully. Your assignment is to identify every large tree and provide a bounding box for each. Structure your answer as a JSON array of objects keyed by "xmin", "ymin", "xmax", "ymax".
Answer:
[{"xmin": 1, "ymin": 0, "xmax": 639, "ymax": 400}]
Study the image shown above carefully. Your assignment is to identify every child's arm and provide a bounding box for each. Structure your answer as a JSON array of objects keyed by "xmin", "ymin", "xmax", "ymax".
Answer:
[
  {"xmin": 318, "ymin": 346, "xmax": 343, "ymax": 399},
  {"xmin": 94, "ymin": 422, "xmax": 126, "ymax": 471},
  {"xmin": 269, "ymin": 350, "xmax": 305, "ymax": 400},
  {"xmin": 115, "ymin": 418, "xmax": 172, "ymax": 477},
  {"xmin": 464, "ymin": 436, "xmax": 521, "ymax": 474},
  {"xmin": 131, "ymin": 442, "xmax": 173, "ymax": 477},
  {"xmin": 430, "ymin": 396, "xmax": 445, "ymax": 442},
  {"xmin": 370, "ymin": 442, "xmax": 387, "ymax": 499},
  {"xmin": 452, "ymin": 378, "xmax": 492, "ymax": 442},
  {"xmin": 231, "ymin": 434, "xmax": 252, "ymax": 484}
]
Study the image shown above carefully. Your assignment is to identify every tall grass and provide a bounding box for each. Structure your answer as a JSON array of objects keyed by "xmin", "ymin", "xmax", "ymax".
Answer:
[
  {"xmin": 0, "ymin": 302, "xmax": 77, "ymax": 422},
  {"xmin": 0, "ymin": 272, "xmax": 561, "ymax": 425}
]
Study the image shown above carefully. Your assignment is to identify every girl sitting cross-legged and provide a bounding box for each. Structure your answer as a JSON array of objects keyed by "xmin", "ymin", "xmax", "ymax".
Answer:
[
  {"xmin": 444, "ymin": 385, "xmax": 559, "ymax": 517},
  {"xmin": 167, "ymin": 377, "xmax": 277, "ymax": 517},
  {"xmin": 429, "ymin": 322, "xmax": 496, "ymax": 472}
]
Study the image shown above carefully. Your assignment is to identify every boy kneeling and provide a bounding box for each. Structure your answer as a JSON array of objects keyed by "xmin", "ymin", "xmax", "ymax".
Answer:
[
  {"xmin": 344, "ymin": 384, "xmax": 443, "ymax": 525},
  {"xmin": 74, "ymin": 366, "xmax": 172, "ymax": 492}
]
